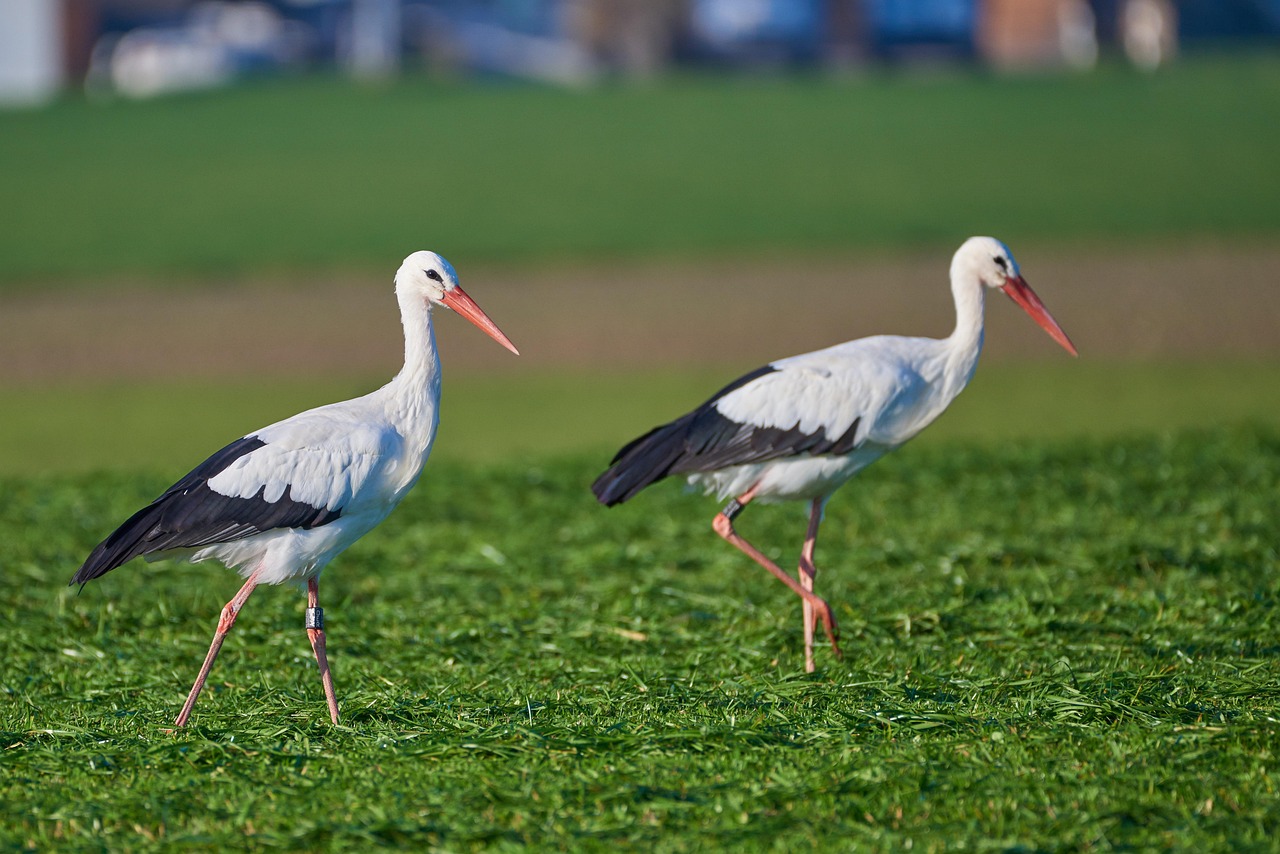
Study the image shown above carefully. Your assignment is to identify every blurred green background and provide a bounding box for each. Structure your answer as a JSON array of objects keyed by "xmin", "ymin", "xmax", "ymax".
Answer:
[
  {"xmin": 4, "ymin": 55, "xmax": 1280, "ymax": 282},
  {"xmin": 2, "ymin": 52, "xmax": 1279, "ymax": 475}
]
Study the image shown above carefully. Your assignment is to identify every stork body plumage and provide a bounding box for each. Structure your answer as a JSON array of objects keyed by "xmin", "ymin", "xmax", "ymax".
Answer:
[
  {"xmin": 592, "ymin": 237, "xmax": 1076, "ymax": 671},
  {"xmin": 72, "ymin": 251, "xmax": 518, "ymax": 726}
]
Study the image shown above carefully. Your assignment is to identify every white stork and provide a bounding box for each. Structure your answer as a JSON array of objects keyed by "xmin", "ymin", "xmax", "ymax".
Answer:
[
  {"xmin": 71, "ymin": 251, "xmax": 518, "ymax": 726},
  {"xmin": 592, "ymin": 237, "xmax": 1076, "ymax": 672}
]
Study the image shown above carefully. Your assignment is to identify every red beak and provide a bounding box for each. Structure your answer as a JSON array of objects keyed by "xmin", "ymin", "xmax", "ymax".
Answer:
[
  {"xmin": 440, "ymin": 286, "xmax": 520, "ymax": 355},
  {"xmin": 999, "ymin": 276, "xmax": 1078, "ymax": 357}
]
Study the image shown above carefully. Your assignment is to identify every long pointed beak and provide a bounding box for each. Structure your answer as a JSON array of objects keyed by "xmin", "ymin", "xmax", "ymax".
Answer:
[
  {"xmin": 440, "ymin": 286, "xmax": 520, "ymax": 355},
  {"xmin": 1000, "ymin": 276, "xmax": 1078, "ymax": 357}
]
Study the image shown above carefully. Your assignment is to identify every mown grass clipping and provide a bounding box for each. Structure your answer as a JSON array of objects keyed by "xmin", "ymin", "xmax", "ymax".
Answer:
[{"xmin": 3, "ymin": 426, "xmax": 1277, "ymax": 849}]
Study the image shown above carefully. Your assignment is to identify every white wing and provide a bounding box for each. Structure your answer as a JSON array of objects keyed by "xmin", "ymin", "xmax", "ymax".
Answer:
[{"xmin": 208, "ymin": 404, "xmax": 405, "ymax": 515}]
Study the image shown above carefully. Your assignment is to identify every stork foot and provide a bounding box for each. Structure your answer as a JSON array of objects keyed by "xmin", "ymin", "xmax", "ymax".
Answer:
[{"xmin": 806, "ymin": 593, "xmax": 842, "ymax": 663}]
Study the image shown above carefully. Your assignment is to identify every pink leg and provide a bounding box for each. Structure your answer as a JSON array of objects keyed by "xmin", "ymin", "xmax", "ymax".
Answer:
[
  {"xmin": 798, "ymin": 498, "xmax": 826, "ymax": 674},
  {"xmin": 712, "ymin": 487, "xmax": 842, "ymax": 665},
  {"xmin": 173, "ymin": 575, "xmax": 259, "ymax": 727},
  {"xmin": 306, "ymin": 578, "xmax": 340, "ymax": 725}
]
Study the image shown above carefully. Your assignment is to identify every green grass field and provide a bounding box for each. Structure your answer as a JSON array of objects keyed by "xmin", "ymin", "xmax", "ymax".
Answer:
[
  {"xmin": 2, "ymin": 427, "xmax": 1277, "ymax": 849},
  {"xmin": 2, "ymin": 53, "xmax": 1280, "ymax": 283}
]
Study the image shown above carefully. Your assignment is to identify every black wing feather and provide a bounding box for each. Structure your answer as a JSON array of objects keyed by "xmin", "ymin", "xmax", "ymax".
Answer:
[
  {"xmin": 70, "ymin": 436, "xmax": 341, "ymax": 586},
  {"xmin": 591, "ymin": 365, "xmax": 861, "ymax": 506}
]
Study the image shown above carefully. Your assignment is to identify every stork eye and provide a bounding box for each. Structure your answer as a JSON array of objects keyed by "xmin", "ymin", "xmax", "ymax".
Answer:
[
  {"xmin": 425, "ymin": 269, "xmax": 443, "ymax": 282},
  {"xmin": 993, "ymin": 256, "xmax": 1008, "ymax": 271}
]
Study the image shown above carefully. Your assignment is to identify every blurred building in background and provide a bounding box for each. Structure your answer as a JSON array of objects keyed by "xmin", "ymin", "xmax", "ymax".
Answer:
[
  {"xmin": 1, "ymin": 0, "xmax": 1278, "ymax": 105},
  {"xmin": 0, "ymin": 0, "xmax": 69, "ymax": 105}
]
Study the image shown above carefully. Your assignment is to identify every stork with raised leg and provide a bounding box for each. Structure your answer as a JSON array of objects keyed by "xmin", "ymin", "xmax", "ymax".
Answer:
[
  {"xmin": 71, "ymin": 251, "xmax": 519, "ymax": 726},
  {"xmin": 592, "ymin": 237, "xmax": 1076, "ymax": 672}
]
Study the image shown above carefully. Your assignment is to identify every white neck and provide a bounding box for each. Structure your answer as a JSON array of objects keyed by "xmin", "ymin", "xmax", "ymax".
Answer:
[
  {"xmin": 942, "ymin": 259, "xmax": 987, "ymax": 396},
  {"xmin": 383, "ymin": 286, "xmax": 443, "ymax": 454}
]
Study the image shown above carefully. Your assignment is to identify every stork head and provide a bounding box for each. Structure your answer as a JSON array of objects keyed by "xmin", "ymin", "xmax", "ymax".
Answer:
[
  {"xmin": 396, "ymin": 251, "xmax": 519, "ymax": 354},
  {"xmin": 954, "ymin": 236, "xmax": 1077, "ymax": 357}
]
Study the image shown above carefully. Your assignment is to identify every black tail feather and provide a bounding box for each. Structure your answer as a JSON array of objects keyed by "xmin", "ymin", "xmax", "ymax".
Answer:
[
  {"xmin": 69, "ymin": 437, "xmax": 267, "ymax": 587},
  {"xmin": 70, "ymin": 479, "xmax": 341, "ymax": 587},
  {"xmin": 591, "ymin": 417, "xmax": 694, "ymax": 506},
  {"xmin": 591, "ymin": 364, "xmax": 791, "ymax": 507},
  {"xmin": 70, "ymin": 501, "xmax": 172, "ymax": 586},
  {"xmin": 68, "ymin": 435, "xmax": 339, "ymax": 588}
]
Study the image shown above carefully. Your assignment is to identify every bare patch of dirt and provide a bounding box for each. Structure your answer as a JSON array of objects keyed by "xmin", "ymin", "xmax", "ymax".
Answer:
[{"xmin": 3, "ymin": 243, "xmax": 1278, "ymax": 387}]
